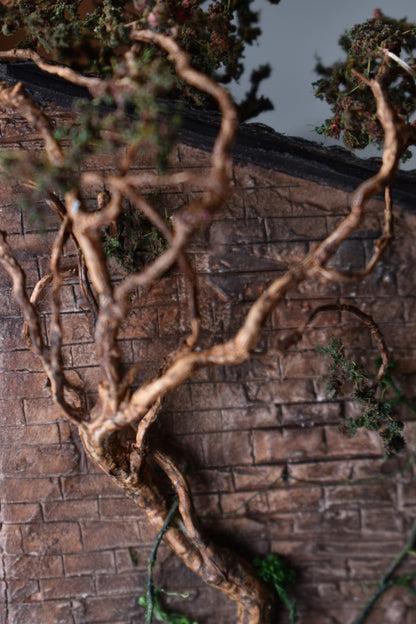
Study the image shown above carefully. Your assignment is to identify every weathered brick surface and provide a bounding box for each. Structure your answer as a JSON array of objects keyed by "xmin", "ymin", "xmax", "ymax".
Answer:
[{"xmin": 1, "ymin": 106, "xmax": 416, "ymax": 624}]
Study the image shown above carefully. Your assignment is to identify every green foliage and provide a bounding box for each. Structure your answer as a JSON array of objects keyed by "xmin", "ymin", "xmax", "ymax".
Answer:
[
  {"xmin": 252, "ymin": 553, "xmax": 298, "ymax": 623},
  {"xmin": 313, "ymin": 10, "xmax": 416, "ymax": 156},
  {"xmin": 102, "ymin": 202, "xmax": 170, "ymax": 271},
  {"xmin": 0, "ymin": 0, "xmax": 280, "ymax": 120},
  {"xmin": 139, "ymin": 588, "xmax": 199, "ymax": 624},
  {"xmin": 317, "ymin": 335, "xmax": 411, "ymax": 457},
  {"xmin": 0, "ymin": 1, "xmax": 282, "ymax": 230}
]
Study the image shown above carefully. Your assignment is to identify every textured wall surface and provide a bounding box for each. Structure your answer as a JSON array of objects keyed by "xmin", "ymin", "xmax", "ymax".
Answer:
[{"xmin": 1, "ymin": 103, "xmax": 416, "ymax": 624}]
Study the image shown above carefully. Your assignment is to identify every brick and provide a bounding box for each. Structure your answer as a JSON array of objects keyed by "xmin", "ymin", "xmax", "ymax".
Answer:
[
  {"xmin": 7, "ymin": 600, "xmax": 74, "ymax": 624},
  {"xmin": 164, "ymin": 408, "xmax": 222, "ymax": 435},
  {"xmin": 8, "ymin": 578, "xmax": 39, "ymax": 601},
  {"xmin": 250, "ymin": 377, "xmax": 315, "ymax": 403},
  {"xmin": 233, "ymin": 464, "xmax": 283, "ymax": 491},
  {"xmin": 206, "ymin": 519, "xmax": 271, "ymax": 555},
  {"xmin": 279, "ymin": 401, "xmax": 342, "ymax": 427},
  {"xmin": 347, "ymin": 556, "xmax": 397, "ymax": 580},
  {"xmin": 95, "ymin": 570, "xmax": 146, "ymax": 595},
  {"xmin": 193, "ymin": 492, "xmax": 221, "ymax": 516},
  {"xmin": 4, "ymin": 554, "xmax": 63, "ymax": 579},
  {"xmin": 401, "ymin": 481, "xmax": 416, "ymax": 506},
  {"xmin": 362, "ymin": 507, "xmax": 403, "ymax": 533},
  {"xmin": 34, "ymin": 282, "xmax": 76, "ymax": 314},
  {"xmin": 209, "ymin": 243, "xmax": 288, "ymax": 275},
  {"xmin": 0, "ymin": 399, "xmax": 24, "ymax": 425},
  {"xmin": 1, "ymin": 525, "xmax": 24, "ymax": 554},
  {"xmin": 296, "ymin": 607, "xmax": 353, "ymax": 624},
  {"xmin": 64, "ymin": 551, "xmax": 115, "ymax": 576},
  {"xmin": 74, "ymin": 595, "xmax": 141, "ymax": 623},
  {"xmin": 252, "ymin": 426, "xmax": 326, "ymax": 463},
  {"xmin": 325, "ymin": 483, "xmax": 396, "ymax": 507},
  {"xmin": 118, "ymin": 307, "xmax": 158, "ymax": 339},
  {"xmin": 190, "ymin": 382, "xmax": 247, "ymax": 410},
  {"xmin": 137, "ymin": 276, "xmax": 178, "ymax": 306},
  {"xmin": 349, "ymin": 457, "xmax": 394, "ymax": 480},
  {"xmin": 187, "ymin": 468, "xmax": 233, "ymax": 494},
  {"xmin": 8, "ymin": 348, "xmax": 51, "ymax": 374},
  {"xmin": 1, "ymin": 444, "xmax": 80, "ymax": 477},
  {"xmin": 1, "ymin": 477, "xmax": 61, "ymax": 503},
  {"xmin": 0, "ymin": 204, "xmax": 22, "ymax": 233},
  {"xmin": 281, "ymin": 349, "xmax": 327, "ymax": 379},
  {"xmin": 70, "ymin": 342, "xmax": 98, "ymax": 368},
  {"xmin": 61, "ymin": 473, "xmax": 121, "ymax": 499},
  {"xmin": 0, "ymin": 423, "xmax": 60, "ymax": 445},
  {"xmin": 21, "ymin": 521, "xmax": 83, "ymax": 554},
  {"xmin": 324, "ymin": 425, "xmax": 383, "ymax": 457},
  {"xmin": 209, "ymin": 218, "xmax": 266, "ymax": 246},
  {"xmin": 41, "ymin": 575, "xmax": 95, "ymax": 599},
  {"xmin": 114, "ymin": 547, "xmax": 148, "ymax": 573},
  {"xmin": 81, "ymin": 519, "xmax": 141, "ymax": 551},
  {"xmin": 59, "ymin": 312, "xmax": 94, "ymax": 345},
  {"xmin": 1, "ymin": 372, "xmax": 49, "ymax": 399},
  {"xmin": 23, "ymin": 397, "xmax": 66, "ymax": 424},
  {"xmin": 266, "ymin": 216, "xmax": 327, "ymax": 242},
  {"xmin": 289, "ymin": 182, "xmax": 350, "ymax": 216},
  {"xmin": 243, "ymin": 184, "xmax": 293, "ymax": 218},
  {"xmin": 43, "ymin": 499, "xmax": 99, "ymax": 521},
  {"xmin": 158, "ymin": 304, "xmax": 180, "ymax": 335},
  {"xmin": 301, "ymin": 559, "xmax": 349, "ymax": 582},
  {"xmin": 288, "ymin": 459, "xmax": 353, "ymax": 483},
  {"xmin": 0, "ymin": 317, "xmax": 26, "ymax": 351},
  {"xmin": 267, "ymin": 486, "xmax": 323, "ymax": 513},
  {"xmin": 201, "ymin": 430, "xmax": 252, "ymax": 467},
  {"xmin": 223, "ymin": 403, "xmax": 279, "ymax": 430},
  {"xmin": 2, "ymin": 502, "xmax": 41, "ymax": 524},
  {"xmin": 294, "ymin": 508, "xmax": 360, "ymax": 534},
  {"xmin": 326, "ymin": 238, "xmax": 366, "ymax": 271},
  {"xmin": 0, "ymin": 287, "xmax": 21, "ymax": 315},
  {"xmin": 99, "ymin": 497, "xmax": 140, "ymax": 518}
]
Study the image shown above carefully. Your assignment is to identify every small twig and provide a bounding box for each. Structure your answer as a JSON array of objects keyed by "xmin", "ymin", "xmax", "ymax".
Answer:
[
  {"xmin": 0, "ymin": 80, "xmax": 64, "ymax": 166},
  {"xmin": 0, "ymin": 48, "xmax": 104, "ymax": 94},
  {"xmin": 317, "ymin": 185, "xmax": 393, "ymax": 281},
  {"xmin": 382, "ymin": 48, "xmax": 416, "ymax": 79},
  {"xmin": 146, "ymin": 496, "xmax": 179, "ymax": 624},
  {"xmin": 304, "ymin": 303, "xmax": 390, "ymax": 380}
]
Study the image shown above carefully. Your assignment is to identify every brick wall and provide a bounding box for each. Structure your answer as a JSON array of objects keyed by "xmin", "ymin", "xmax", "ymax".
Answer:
[{"xmin": 1, "ymin": 102, "xmax": 416, "ymax": 624}]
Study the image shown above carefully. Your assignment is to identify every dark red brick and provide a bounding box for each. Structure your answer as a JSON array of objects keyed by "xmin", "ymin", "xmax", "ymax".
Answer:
[
  {"xmin": 81, "ymin": 519, "xmax": 141, "ymax": 551},
  {"xmin": 21, "ymin": 521, "xmax": 83, "ymax": 555},
  {"xmin": 64, "ymin": 551, "xmax": 115, "ymax": 576},
  {"xmin": 41, "ymin": 575, "xmax": 95, "ymax": 599},
  {"xmin": 252, "ymin": 426, "xmax": 326, "ymax": 464}
]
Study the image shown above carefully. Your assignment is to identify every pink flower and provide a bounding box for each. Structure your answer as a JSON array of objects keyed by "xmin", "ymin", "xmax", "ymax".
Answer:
[{"xmin": 147, "ymin": 11, "xmax": 157, "ymax": 26}]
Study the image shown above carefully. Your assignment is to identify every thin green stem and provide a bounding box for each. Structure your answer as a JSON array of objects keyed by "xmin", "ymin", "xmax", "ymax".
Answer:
[
  {"xmin": 146, "ymin": 496, "xmax": 179, "ymax": 624},
  {"xmin": 354, "ymin": 518, "xmax": 416, "ymax": 624}
]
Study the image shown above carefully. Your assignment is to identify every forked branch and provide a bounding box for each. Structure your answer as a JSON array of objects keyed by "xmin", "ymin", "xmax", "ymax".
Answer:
[{"xmin": 0, "ymin": 28, "xmax": 411, "ymax": 624}]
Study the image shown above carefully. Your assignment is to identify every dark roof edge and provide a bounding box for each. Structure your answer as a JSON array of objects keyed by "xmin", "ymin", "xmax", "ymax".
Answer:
[
  {"xmin": 181, "ymin": 110, "xmax": 416, "ymax": 211},
  {"xmin": 1, "ymin": 61, "xmax": 415, "ymax": 210}
]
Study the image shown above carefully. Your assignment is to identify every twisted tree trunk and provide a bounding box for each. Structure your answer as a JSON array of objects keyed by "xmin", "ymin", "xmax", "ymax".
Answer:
[{"xmin": 0, "ymin": 23, "xmax": 414, "ymax": 624}]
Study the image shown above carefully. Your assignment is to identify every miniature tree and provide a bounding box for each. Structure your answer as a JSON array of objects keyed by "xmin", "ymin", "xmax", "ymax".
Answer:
[
  {"xmin": 0, "ymin": 4, "xmax": 415, "ymax": 623},
  {"xmin": 314, "ymin": 9, "xmax": 416, "ymax": 157}
]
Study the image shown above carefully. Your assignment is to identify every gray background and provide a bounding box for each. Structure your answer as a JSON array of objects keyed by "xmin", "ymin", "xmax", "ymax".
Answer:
[{"xmin": 234, "ymin": 0, "xmax": 416, "ymax": 168}]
